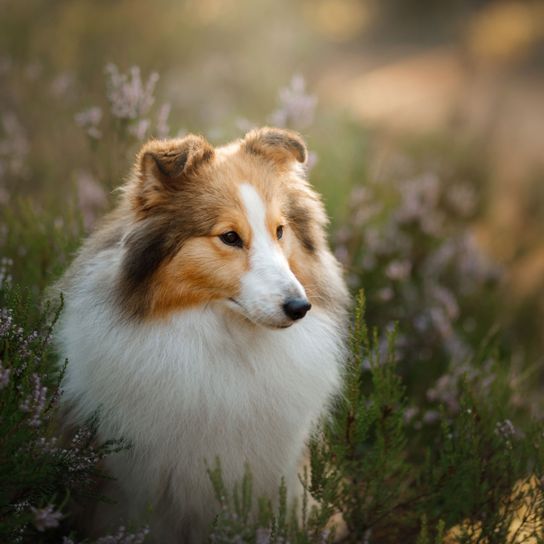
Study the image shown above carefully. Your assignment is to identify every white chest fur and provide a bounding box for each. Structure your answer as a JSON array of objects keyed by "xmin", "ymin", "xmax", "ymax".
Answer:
[{"xmin": 57, "ymin": 271, "xmax": 345, "ymax": 540}]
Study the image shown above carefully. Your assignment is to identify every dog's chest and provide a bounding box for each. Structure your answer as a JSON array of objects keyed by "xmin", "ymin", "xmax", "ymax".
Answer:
[
  {"xmin": 144, "ymin": 309, "xmax": 341, "ymax": 422},
  {"xmin": 62, "ymin": 305, "xmax": 343, "ymax": 451}
]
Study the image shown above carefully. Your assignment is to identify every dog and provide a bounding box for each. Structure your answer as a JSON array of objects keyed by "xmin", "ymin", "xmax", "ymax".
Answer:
[{"xmin": 54, "ymin": 127, "xmax": 349, "ymax": 542}]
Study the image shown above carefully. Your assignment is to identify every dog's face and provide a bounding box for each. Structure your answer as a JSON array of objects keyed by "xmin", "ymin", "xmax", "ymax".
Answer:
[{"xmin": 120, "ymin": 128, "xmax": 329, "ymax": 328}]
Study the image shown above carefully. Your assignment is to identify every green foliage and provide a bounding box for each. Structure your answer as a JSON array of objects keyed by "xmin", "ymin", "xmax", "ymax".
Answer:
[
  {"xmin": 208, "ymin": 459, "xmax": 334, "ymax": 544},
  {"xmin": 0, "ymin": 285, "xmax": 128, "ymax": 542},
  {"xmin": 208, "ymin": 293, "xmax": 544, "ymax": 543},
  {"xmin": 1, "ymin": 199, "xmax": 84, "ymax": 297},
  {"xmin": 309, "ymin": 292, "xmax": 413, "ymax": 541}
]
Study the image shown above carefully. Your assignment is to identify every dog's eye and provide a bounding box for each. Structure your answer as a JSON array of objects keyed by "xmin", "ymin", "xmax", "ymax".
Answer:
[
  {"xmin": 219, "ymin": 231, "xmax": 243, "ymax": 248},
  {"xmin": 276, "ymin": 225, "xmax": 284, "ymax": 240}
]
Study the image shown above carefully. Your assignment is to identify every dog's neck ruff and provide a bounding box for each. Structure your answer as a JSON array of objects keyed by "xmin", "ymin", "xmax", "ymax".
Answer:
[{"xmin": 59, "ymin": 262, "xmax": 345, "ymax": 435}]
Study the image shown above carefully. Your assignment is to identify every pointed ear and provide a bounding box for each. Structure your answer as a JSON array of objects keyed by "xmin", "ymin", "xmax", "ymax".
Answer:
[
  {"xmin": 243, "ymin": 127, "xmax": 307, "ymax": 166},
  {"xmin": 138, "ymin": 135, "xmax": 215, "ymax": 190},
  {"xmin": 131, "ymin": 135, "xmax": 215, "ymax": 214}
]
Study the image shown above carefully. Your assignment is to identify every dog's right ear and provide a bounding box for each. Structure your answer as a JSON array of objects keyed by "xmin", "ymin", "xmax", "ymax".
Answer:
[
  {"xmin": 131, "ymin": 135, "xmax": 215, "ymax": 213},
  {"xmin": 138, "ymin": 135, "xmax": 215, "ymax": 189}
]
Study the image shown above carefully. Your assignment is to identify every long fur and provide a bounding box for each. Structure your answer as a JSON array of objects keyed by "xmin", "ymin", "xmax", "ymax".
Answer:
[{"xmin": 54, "ymin": 128, "xmax": 349, "ymax": 543}]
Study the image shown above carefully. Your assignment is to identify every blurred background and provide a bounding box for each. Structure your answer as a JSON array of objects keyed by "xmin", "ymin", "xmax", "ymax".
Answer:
[{"xmin": 1, "ymin": 0, "xmax": 544, "ymax": 416}]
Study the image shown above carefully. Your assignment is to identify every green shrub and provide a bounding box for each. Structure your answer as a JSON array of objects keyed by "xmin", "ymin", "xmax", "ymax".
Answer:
[
  {"xmin": 207, "ymin": 293, "xmax": 544, "ymax": 543},
  {"xmin": 0, "ymin": 285, "xmax": 137, "ymax": 542}
]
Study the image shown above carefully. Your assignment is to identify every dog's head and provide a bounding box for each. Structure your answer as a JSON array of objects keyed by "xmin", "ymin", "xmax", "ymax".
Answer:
[{"xmin": 119, "ymin": 127, "xmax": 331, "ymax": 328}]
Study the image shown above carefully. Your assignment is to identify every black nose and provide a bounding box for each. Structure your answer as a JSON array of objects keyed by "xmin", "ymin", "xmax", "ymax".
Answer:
[{"xmin": 283, "ymin": 298, "xmax": 312, "ymax": 321}]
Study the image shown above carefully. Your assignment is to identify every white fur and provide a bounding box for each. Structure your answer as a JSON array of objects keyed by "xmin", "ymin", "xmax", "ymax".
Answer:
[
  {"xmin": 230, "ymin": 183, "xmax": 307, "ymax": 328},
  {"xmin": 57, "ymin": 199, "xmax": 346, "ymax": 543}
]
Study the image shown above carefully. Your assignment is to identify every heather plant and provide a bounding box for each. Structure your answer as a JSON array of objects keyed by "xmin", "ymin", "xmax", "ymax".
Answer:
[
  {"xmin": 1, "ymin": 58, "xmax": 544, "ymax": 543},
  {"xmin": 0, "ymin": 283, "xmax": 138, "ymax": 542},
  {"xmin": 208, "ymin": 462, "xmax": 334, "ymax": 544},
  {"xmin": 207, "ymin": 293, "xmax": 544, "ymax": 543},
  {"xmin": 75, "ymin": 63, "xmax": 173, "ymax": 194},
  {"xmin": 0, "ymin": 63, "xmax": 173, "ymax": 297},
  {"xmin": 333, "ymin": 151, "xmax": 504, "ymax": 427}
]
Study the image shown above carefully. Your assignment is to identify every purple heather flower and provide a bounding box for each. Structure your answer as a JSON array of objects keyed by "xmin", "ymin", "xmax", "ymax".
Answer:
[
  {"xmin": 376, "ymin": 287, "xmax": 394, "ymax": 302},
  {"xmin": 269, "ymin": 74, "xmax": 317, "ymax": 130},
  {"xmin": 428, "ymin": 285, "xmax": 459, "ymax": 321},
  {"xmin": 0, "ymin": 111, "xmax": 30, "ymax": 180},
  {"xmin": 128, "ymin": 118, "xmax": 151, "ymax": 141},
  {"xmin": 235, "ymin": 117, "xmax": 257, "ymax": 133},
  {"xmin": 155, "ymin": 102, "xmax": 171, "ymax": 139},
  {"xmin": 255, "ymin": 527, "xmax": 272, "ymax": 544},
  {"xmin": 105, "ymin": 64, "xmax": 159, "ymax": 121},
  {"xmin": 31, "ymin": 504, "xmax": 62, "ymax": 531},
  {"xmin": 495, "ymin": 419, "xmax": 517, "ymax": 441},
  {"xmin": 0, "ymin": 256, "xmax": 13, "ymax": 286},
  {"xmin": 352, "ymin": 202, "xmax": 382, "ymax": 227},
  {"xmin": 95, "ymin": 525, "xmax": 150, "ymax": 544},
  {"xmin": 447, "ymin": 184, "xmax": 477, "ymax": 216},
  {"xmin": 74, "ymin": 107, "xmax": 102, "ymax": 140},
  {"xmin": 319, "ymin": 529, "xmax": 331, "ymax": 543},
  {"xmin": 307, "ymin": 150, "xmax": 318, "ymax": 170},
  {"xmin": 76, "ymin": 170, "xmax": 107, "ymax": 229},
  {"xmin": 0, "ymin": 360, "xmax": 10, "ymax": 389},
  {"xmin": 457, "ymin": 233, "xmax": 501, "ymax": 287},
  {"xmin": 404, "ymin": 406, "xmax": 419, "ymax": 423},
  {"xmin": 422, "ymin": 410, "xmax": 441, "ymax": 425},
  {"xmin": 429, "ymin": 307, "xmax": 453, "ymax": 339},
  {"xmin": 350, "ymin": 186, "xmax": 371, "ymax": 205},
  {"xmin": 334, "ymin": 245, "xmax": 349, "ymax": 265},
  {"xmin": 361, "ymin": 254, "xmax": 376, "ymax": 271},
  {"xmin": 50, "ymin": 72, "xmax": 74, "ymax": 97},
  {"xmin": 20, "ymin": 373, "xmax": 47, "ymax": 427},
  {"xmin": 36, "ymin": 436, "xmax": 59, "ymax": 454},
  {"xmin": 426, "ymin": 373, "xmax": 459, "ymax": 413},
  {"xmin": 385, "ymin": 259, "xmax": 412, "ymax": 281},
  {"xmin": 0, "ymin": 307, "xmax": 14, "ymax": 336},
  {"xmin": 395, "ymin": 174, "xmax": 440, "ymax": 223}
]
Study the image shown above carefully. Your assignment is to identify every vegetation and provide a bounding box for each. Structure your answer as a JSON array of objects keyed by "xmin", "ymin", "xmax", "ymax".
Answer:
[
  {"xmin": 2, "ymin": 5, "xmax": 544, "ymax": 540},
  {"xmin": 208, "ymin": 294, "xmax": 544, "ymax": 543}
]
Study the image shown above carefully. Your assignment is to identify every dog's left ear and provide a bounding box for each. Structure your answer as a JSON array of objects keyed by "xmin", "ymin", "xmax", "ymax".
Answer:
[{"xmin": 243, "ymin": 127, "xmax": 307, "ymax": 166}]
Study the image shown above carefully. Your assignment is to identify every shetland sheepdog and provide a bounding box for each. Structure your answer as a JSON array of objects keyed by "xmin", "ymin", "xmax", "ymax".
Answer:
[{"xmin": 55, "ymin": 127, "xmax": 349, "ymax": 542}]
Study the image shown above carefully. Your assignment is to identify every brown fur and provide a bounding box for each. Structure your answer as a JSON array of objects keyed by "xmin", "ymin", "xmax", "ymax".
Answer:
[
  {"xmin": 64, "ymin": 129, "xmax": 345, "ymax": 321},
  {"xmin": 243, "ymin": 127, "xmax": 307, "ymax": 165}
]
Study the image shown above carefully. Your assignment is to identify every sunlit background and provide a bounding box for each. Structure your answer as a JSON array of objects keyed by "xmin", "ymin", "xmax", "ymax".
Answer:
[{"xmin": 1, "ymin": 0, "xmax": 544, "ymax": 398}]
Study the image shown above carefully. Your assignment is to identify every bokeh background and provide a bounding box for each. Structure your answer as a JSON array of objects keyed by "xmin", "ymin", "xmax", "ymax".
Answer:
[
  {"xmin": 3, "ymin": 1, "xmax": 544, "ymax": 541},
  {"xmin": 1, "ymin": 0, "xmax": 544, "ymax": 419}
]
